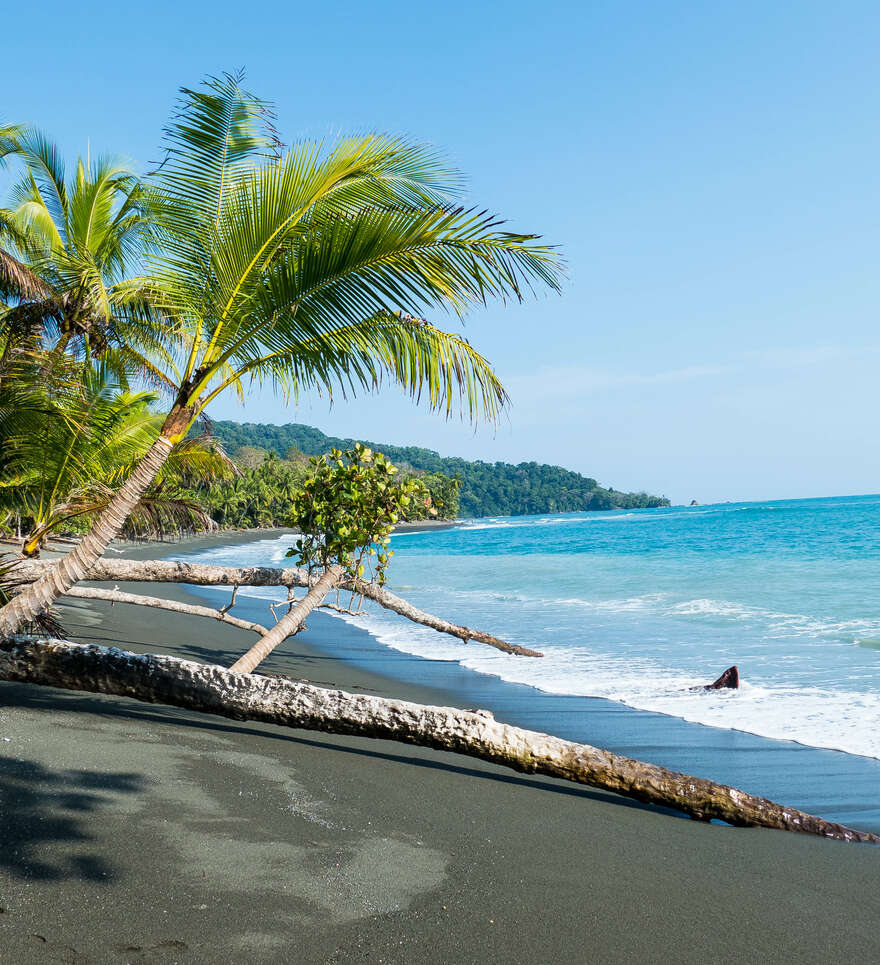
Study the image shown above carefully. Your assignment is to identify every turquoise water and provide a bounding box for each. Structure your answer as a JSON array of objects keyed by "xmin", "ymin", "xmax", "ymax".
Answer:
[{"xmin": 183, "ymin": 494, "xmax": 880, "ymax": 761}]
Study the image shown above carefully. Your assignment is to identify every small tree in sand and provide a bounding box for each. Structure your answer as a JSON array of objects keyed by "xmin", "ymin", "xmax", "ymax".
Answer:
[{"xmin": 229, "ymin": 446, "xmax": 432, "ymax": 673}]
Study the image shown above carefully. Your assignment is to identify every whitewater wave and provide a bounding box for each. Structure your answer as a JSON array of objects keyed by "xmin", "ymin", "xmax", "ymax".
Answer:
[
  {"xmin": 324, "ymin": 606, "xmax": 880, "ymax": 760},
  {"xmin": 190, "ymin": 577, "xmax": 880, "ymax": 760}
]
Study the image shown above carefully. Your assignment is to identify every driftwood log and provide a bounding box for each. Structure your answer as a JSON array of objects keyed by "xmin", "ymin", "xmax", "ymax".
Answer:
[
  {"xmin": 1, "ymin": 635, "xmax": 875, "ymax": 844},
  {"xmin": 15, "ymin": 558, "xmax": 541, "ymax": 657}
]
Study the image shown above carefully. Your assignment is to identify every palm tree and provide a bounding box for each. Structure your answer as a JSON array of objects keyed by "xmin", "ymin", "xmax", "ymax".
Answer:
[
  {"xmin": 0, "ymin": 124, "xmax": 53, "ymax": 321},
  {"xmin": 0, "ymin": 71, "xmax": 563, "ymax": 637},
  {"xmin": 0, "ymin": 130, "xmax": 170, "ymax": 389},
  {"xmin": 0, "ymin": 133, "xmax": 188, "ymax": 554}
]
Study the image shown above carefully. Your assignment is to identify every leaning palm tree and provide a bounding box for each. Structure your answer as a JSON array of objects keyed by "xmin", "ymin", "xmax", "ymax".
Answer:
[{"xmin": 0, "ymin": 71, "xmax": 563, "ymax": 637}]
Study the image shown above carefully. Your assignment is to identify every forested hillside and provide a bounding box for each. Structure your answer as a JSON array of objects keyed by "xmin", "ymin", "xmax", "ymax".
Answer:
[{"xmin": 210, "ymin": 422, "xmax": 669, "ymax": 518}]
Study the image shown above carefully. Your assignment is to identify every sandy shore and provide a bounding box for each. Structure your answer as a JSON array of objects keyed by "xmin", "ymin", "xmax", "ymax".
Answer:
[{"xmin": 1, "ymin": 535, "xmax": 879, "ymax": 963}]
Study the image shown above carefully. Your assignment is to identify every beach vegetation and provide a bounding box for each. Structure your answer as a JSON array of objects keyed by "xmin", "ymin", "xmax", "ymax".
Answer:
[
  {"xmin": 0, "ymin": 69, "xmax": 562, "ymax": 636},
  {"xmin": 227, "ymin": 445, "xmax": 433, "ymax": 673},
  {"xmin": 2, "ymin": 366, "xmax": 234, "ymax": 556},
  {"xmin": 0, "ymin": 129, "xmax": 169, "ymax": 388},
  {"xmin": 182, "ymin": 447, "xmax": 459, "ymax": 530},
  {"xmin": 287, "ymin": 444, "xmax": 433, "ymax": 585}
]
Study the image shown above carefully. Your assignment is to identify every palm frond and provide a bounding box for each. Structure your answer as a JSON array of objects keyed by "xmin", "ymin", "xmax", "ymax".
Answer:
[
  {"xmin": 9, "ymin": 129, "xmax": 68, "ymax": 234},
  {"xmin": 218, "ymin": 311, "xmax": 508, "ymax": 422},
  {"xmin": 314, "ymin": 134, "xmax": 464, "ymax": 210},
  {"xmin": 0, "ymin": 247, "xmax": 53, "ymax": 301},
  {"xmin": 186, "ymin": 202, "xmax": 560, "ymax": 421},
  {"xmin": 0, "ymin": 122, "xmax": 24, "ymax": 168}
]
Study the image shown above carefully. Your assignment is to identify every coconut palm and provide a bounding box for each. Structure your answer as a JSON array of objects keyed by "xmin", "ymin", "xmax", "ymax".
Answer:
[
  {"xmin": 0, "ymin": 71, "xmax": 563, "ymax": 636},
  {"xmin": 0, "ymin": 130, "xmax": 171, "ymax": 389},
  {"xmin": 0, "ymin": 124, "xmax": 51, "ymax": 316}
]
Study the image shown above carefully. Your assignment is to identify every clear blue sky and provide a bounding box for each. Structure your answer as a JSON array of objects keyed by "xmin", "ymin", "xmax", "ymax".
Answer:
[{"xmin": 5, "ymin": 0, "xmax": 880, "ymax": 504}]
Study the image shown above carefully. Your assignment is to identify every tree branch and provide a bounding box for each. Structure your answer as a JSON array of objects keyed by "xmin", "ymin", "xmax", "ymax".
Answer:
[
  {"xmin": 63, "ymin": 585, "xmax": 269, "ymax": 636},
  {"xmin": 229, "ymin": 565, "xmax": 344, "ymax": 673}
]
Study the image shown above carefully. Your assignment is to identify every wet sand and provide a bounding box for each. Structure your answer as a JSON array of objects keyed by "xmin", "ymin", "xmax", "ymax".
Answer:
[{"xmin": 1, "ymin": 536, "xmax": 879, "ymax": 963}]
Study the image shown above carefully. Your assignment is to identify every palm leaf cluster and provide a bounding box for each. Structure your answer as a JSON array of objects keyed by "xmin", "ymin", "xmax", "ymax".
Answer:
[
  {"xmin": 146, "ymin": 72, "xmax": 563, "ymax": 431},
  {"xmin": 0, "ymin": 358, "xmax": 234, "ymax": 553},
  {"xmin": 0, "ymin": 129, "xmax": 173, "ymax": 385},
  {"xmin": 0, "ymin": 127, "xmax": 232, "ymax": 553}
]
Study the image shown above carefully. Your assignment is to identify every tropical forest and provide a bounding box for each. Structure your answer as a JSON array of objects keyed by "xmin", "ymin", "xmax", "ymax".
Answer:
[{"xmin": 207, "ymin": 420, "xmax": 669, "ymax": 522}]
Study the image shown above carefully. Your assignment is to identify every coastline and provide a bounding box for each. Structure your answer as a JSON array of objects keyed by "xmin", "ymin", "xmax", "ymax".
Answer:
[
  {"xmin": 163, "ymin": 530, "xmax": 880, "ymax": 831},
  {"xmin": 1, "ymin": 531, "xmax": 879, "ymax": 962}
]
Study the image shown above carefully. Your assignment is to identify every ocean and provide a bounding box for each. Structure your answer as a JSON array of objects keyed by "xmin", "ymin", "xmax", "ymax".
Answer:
[{"xmin": 175, "ymin": 494, "xmax": 880, "ymax": 829}]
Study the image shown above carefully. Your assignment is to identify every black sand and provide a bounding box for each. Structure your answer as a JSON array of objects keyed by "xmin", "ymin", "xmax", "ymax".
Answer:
[{"xmin": 1, "ymin": 535, "xmax": 879, "ymax": 963}]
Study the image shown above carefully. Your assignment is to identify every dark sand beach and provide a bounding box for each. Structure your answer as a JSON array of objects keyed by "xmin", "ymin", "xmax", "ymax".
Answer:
[{"xmin": 2, "ymin": 533, "xmax": 879, "ymax": 964}]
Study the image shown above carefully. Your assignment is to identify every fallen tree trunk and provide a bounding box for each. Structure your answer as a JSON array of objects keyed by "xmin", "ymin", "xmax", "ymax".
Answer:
[
  {"xmin": 229, "ymin": 565, "xmax": 344, "ymax": 674},
  {"xmin": 16, "ymin": 558, "xmax": 540, "ymax": 657},
  {"xmin": 1, "ymin": 635, "xmax": 875, "ymax": 844},
  {"xmin": 63, "ymin": 586, "xmax": 270, "ymax": 637}
]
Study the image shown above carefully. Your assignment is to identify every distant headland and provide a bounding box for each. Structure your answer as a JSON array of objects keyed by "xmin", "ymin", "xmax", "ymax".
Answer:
[{"xmin": 208, "ymin": 420, "xmax": 671, "ymax": 519}]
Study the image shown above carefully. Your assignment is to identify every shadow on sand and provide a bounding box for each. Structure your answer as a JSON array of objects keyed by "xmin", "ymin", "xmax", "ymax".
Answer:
[
  {"xmin": 0, "ymin": 754, "xmax": 146, "ymax": 882},
  {"xmin": 2, "ymin": 682, "xmax": 686, "ymax": 823}
]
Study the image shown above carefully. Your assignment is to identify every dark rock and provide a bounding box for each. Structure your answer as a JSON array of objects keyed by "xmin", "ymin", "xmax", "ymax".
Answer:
[{"xmin": 705, "ymin": 665, "xmax": 739, "ymax": 690}]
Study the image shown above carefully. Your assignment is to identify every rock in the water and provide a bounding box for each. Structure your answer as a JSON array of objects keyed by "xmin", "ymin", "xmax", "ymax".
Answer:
[{"xmin": 706, "ymin": 665, "xmax": 739, "ymax": 690}]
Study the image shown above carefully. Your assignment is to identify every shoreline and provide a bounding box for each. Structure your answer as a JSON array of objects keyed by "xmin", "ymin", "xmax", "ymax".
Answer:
[
  {"xmin": 157, "ymin": 529, "xmax": 880, "ymax": 831},
  {"xmin": 1, "ymin": 532, "xmax": 879, "ymax": 962},
  {"xmin": 10, "ymin": 517, "xmax": 462, "ymax": 555}
]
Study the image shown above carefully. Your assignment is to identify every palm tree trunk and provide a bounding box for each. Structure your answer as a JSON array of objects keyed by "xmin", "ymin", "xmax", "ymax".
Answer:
[
  {"xmin": 0, "ymin": 404, "xmax": 192, "ymax": 638},
  {"xmin": 229, "ymin": 565, "xmax": 344, "ymax": 673}
]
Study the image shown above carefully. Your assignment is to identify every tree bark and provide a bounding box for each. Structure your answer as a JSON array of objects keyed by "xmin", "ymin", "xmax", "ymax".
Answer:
[
  {"xmin": 15, "ymin": 557, "xmax": 540, "ymax": 657},
  {"xmin": 63, "ymin": 586, "xmax": 270, "ymax": 637},
  {"xmin": 1, "ymin": 635, "xmax": 875, "ymax": 844},
  {"xmin": 229, "ymin": 565, "xmax": 344, "ymax": 673}
]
